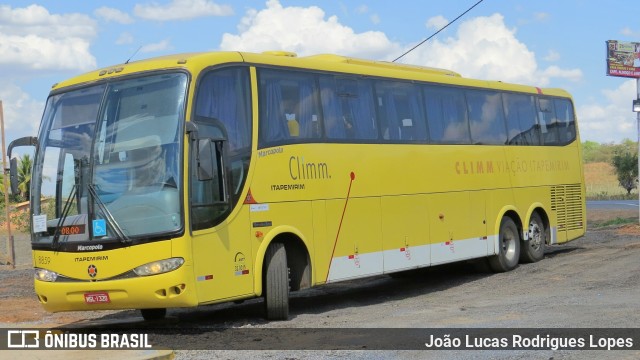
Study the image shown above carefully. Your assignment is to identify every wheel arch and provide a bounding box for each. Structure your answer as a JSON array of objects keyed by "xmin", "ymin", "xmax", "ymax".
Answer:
[
  {"xmin": 254, "ymin": 226, "xmax": 312, "ymax": 296},
  {"xmin": 491, "ymin": 206, "xmax": 523, "ymax": 255}
]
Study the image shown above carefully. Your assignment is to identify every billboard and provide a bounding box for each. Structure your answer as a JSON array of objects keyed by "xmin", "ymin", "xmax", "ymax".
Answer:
[{"xmin": 606, "ymin": 40, "xmax": 640, "ymax": 78}]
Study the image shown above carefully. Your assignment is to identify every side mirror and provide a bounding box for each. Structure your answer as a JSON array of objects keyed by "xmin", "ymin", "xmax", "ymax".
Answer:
[{"xmin": 7, "ymin": 136, "xmax": 38, "ymax": 195}]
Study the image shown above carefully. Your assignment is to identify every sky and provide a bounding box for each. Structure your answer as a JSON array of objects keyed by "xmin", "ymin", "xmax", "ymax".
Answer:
[{"xmin": 1, "ymin": 0, "xmax": 639, "ymax": 146}]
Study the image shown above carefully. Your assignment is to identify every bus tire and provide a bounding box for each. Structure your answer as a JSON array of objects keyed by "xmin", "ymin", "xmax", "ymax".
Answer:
[
  {"xmin": 263, "ymin": 242, "xmax": 289, "ymax": 320},
  {"xmin": 140, "ymin": 308, "xmax": 166, "ymax": 321},
  {"xmin": 489, "ymin": 217, "xmax": 520, "ymax": 272},
  {"xmin": 520, "ymin": 212, "xmax": 546, "ymax": 263}
]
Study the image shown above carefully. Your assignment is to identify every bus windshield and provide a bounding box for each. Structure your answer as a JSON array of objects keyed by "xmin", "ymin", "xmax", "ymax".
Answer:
[{"xmin": 31, "ymin": 73, "xmax": 188, "ymax": 247}]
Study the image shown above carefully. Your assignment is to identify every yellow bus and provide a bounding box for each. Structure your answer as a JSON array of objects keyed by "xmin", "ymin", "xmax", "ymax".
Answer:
[{"xmin": 9, "ymin": 51, "xmax": 585, "ymax": 321}]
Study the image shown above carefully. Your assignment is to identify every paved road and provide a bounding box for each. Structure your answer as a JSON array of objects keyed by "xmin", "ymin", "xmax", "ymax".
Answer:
[{"xmin": 586, "ymin": 200, "xmax": 639, "ymax": 210}]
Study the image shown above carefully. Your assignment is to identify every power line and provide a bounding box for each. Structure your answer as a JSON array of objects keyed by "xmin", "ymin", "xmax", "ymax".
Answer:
[{"xmin": 392, "ymin": 0, "xmax": 486, "ymax": 63}]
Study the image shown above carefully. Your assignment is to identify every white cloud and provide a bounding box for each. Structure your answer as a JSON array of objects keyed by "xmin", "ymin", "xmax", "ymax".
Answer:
[
  {"xmin": 533, "ymin": 12, "xmax": 549, "ymax": 22},
  {"xmin": 370, "ymin": 14, "xmax": 380, "ymax": 25},
  {"xmin": 620, "ymin": 27, "xmax": 640, "ymax": 37},
  {"xmin": 0, "ymin": 81, "xmax": 44, "ymax": 137},
  {"xmin": 220, "ymin": 0, "xmax": 400, "ymax": 59},
  {"xmin": 0, "ymin": 4, "xmax": 96, "ymax": 38},
  {"xmin": 94, "ymin": 6, "xmax": 134, "ymax": 24},
  {"xmin": 402, "ymin": 14, "xmax": 581, "ymax": 86},
  {"xmin": 221, "ymin": 6, "xmax": 579, "ymax": 88},
  {"xmin": 355, "ymin": 5, "xmax": 368, "ymax": 14},
  {"xmin": 0, "ymin": 4, "xmax": 96, "ymax": 72},
  {"xmin": 539, "ymin": 65, "xmax": 582, "ymax": 82},
  {"xmin": 425, "ymin": 15, "xmax": 448, "ymax": 31},
  {"xmin": 116, "ymin": 32, "xmax": 134, "ymax": 45},
  {"xmin": 0, "ymin": 33, "xmax": 96, "ymax": 71},
  {"xmin": 140, "ymin": 39, "xmax": 171, "ymax": 53},
  {"xmin": 578, "ymin": 80, "xmax": 637, "ymax": 143},
  {"xmin": 134, "ymin": 0, "xmax": 233, "ymax": 21},
  {"xmin": 543, "ymin": 49, "xmax": 560, "ymax": 62}
]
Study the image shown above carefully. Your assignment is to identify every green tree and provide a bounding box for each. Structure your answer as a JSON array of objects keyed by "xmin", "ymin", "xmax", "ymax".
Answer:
[
  {"xmin": 611, "ymin": 151, "xmax": 638, "ymax": 195},
  {"xmin": 582, "ymin": 140, "xmax": 601, "ymax": 163},
  {"xmin": 17, "ymin": 154, "xmax": 33, "ymax": 201}
]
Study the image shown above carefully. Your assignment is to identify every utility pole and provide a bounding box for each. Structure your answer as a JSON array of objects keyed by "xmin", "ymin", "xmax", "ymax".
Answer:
[
  {"xmin": 0, "ymin": 100, "xmax": 15, "ymax": 268},
  {"xmin": 637, "ymin": 78, "xmax": 640, "ymax": 223}
]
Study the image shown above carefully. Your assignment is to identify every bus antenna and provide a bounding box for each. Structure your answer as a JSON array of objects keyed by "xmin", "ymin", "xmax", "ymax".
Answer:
[{"xmin": 125, "ymin": 46, "xmax": 142, "ymax": 64}]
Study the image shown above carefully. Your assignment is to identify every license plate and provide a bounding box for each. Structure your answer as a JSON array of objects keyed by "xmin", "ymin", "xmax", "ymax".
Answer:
[{"xmin": 84, "ymin": 292, "xmax": 110, "ymax": 304}]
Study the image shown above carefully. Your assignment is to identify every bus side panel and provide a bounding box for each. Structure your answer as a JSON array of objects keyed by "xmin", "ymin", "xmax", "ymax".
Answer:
[
  {"xmin": 325, "ymin": 197, "xmax": 383, "ymax": 282},
  {"xmin": 429, "ymin": 191, "xmax": 488, "ymax": 265},
  {"xmin": 312, "ymin": 200, "xmax": 329, "ymax": 286},
  {"xmin": 381, "ymin": 194, "xmax": 430, "ymax": 273}
]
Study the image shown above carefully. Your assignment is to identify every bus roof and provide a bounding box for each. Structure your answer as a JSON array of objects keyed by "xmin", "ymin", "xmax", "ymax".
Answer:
[{"xmin": 51, "ymin": 50, "xmax": 571, "ymax": 98}]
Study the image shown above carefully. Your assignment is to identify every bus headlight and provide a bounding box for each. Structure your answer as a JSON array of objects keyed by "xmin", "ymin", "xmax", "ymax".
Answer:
[
  {"xmin": 35, "ymin": 268, "xmax": 58, "ymax": 282},
  {"xmin": 133, "ymin": 257, "xmax": 184, "ymax": 276}
]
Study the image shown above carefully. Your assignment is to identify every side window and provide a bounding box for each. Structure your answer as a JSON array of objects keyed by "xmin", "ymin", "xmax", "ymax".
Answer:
[
  {"xmin": 538, "ymin": 98, "xmax": 559, "ymax": 145},
  {"xmin": 423, "ymin": 85, "xmax": 470, "ymax": 144},
  {"xmin": 503, "ymin": 93, "xmax": 541, "ymax": 145},
  {"xmin": 195, "ymin": 68, "xmax": 251, "ymax": 152},
  {"xmin": 375, "ymin": 81, "xmax": 428, "ymax": 142},
  {"xmin": 553, "ymin": 98, "xmax": 576, "ymax": 144},
  {"xmin": 258, "ymin": 69, "xmax": 322, "ymax": 146},
  {"xmin": 319, "ymin": 75, "xmax": 377, "ymax": 140},
  {"xmin": 466, "ymin": 90, "xmax": 507, "ymax": 145}
]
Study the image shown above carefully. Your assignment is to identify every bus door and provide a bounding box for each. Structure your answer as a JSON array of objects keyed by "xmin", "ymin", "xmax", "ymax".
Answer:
[{"xmin": 189, "ymin": 138, "xmax": 253, "ymax": 303}]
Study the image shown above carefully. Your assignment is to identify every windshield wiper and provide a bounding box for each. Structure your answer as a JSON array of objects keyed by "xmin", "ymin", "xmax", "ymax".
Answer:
[
  {"xmin": 51, "ymin": 185, "xmax": 77, "ymax": 250},
  {"xmin": 88, "ymin": 184, "xmax": 131, "ymax": 244}
]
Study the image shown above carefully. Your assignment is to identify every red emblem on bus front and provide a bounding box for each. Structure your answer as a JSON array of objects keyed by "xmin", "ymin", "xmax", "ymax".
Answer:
[{"xmin": 88, "ymin": 264, "xmax": 98, "ymax": 278}]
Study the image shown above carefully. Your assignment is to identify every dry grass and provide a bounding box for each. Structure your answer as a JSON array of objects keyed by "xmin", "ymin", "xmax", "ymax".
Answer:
[{"xmin": 583, "ymin": 162, "xmax": 635, "ymax": 199}]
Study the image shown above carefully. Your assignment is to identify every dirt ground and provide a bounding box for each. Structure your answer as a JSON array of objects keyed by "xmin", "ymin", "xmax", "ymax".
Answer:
[{"xmin": 1, "ymin": 208, "xmax": 639, "ymax": 360}]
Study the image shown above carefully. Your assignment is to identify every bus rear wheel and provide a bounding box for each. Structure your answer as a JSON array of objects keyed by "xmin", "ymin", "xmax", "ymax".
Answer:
[
  {"xmin": 489, "ymin": 217, "xmax": 520, "ymax": 272},
  {"xmin": 520, "ymin": 212, "xmax": 546, "ymax": 263},
  {"xmin": 140, "ymin": 308, "xmax": 166, "ymax": 321},
  {"xmin": 263, "ymin": 242, "xmax": 289, "ymax": 320}
]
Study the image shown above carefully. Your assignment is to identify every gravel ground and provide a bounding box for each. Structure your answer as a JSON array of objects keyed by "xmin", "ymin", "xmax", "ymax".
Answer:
[{"xmin": 1, "ymin": 209, "xmax": 639, "ymax": 359}]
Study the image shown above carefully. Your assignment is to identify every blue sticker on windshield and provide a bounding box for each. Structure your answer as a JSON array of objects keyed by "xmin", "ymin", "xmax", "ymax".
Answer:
[{"xmin": 93, "ymin": 219, "xmax": 107, "ymax": 237}]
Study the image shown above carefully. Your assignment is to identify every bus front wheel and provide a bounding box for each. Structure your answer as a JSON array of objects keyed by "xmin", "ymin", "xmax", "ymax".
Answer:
[
  {"xmin": 520, "ymin": 212, "xmax": 546, "ymax": 263},
  {"xmin": 489, "ymin": 217, "xmax": 520, "ymax": 272},
  {"xmin": 263, "ymin": 242, "xmax": 289, "ymax": 320}
]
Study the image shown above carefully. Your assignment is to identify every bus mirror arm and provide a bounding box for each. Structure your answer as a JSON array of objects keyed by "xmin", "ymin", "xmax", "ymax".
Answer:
[
  {"xmin": 9, "ymin": 158, "xmax": 19, "ymax": 195},
  {"xmin": 6, "ymin": 136, "xmax": 38, "ymax": 195},
  {"xmin": 185, "ymin": 122, "xmax": 199, "ymax": 141}
]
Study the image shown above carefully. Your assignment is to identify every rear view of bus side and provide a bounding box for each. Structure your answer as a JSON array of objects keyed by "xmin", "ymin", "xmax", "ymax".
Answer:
[{"xmin": 12, "ymin": 51, "xmax": 585, "ymax": 321}]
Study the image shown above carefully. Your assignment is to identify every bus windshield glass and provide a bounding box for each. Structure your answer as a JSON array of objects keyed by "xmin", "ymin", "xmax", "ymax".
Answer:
[{"xmin": 30, "ymin": 73, "xmax": 188, "ymax": 247}]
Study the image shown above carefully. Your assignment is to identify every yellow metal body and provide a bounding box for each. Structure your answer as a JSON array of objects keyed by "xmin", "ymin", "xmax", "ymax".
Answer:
[{"xmin": 33, "ymin": 51, "xmax": 586, "ymax": 313}]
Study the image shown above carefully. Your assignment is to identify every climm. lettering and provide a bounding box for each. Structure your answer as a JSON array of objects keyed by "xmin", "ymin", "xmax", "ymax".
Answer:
[
  {"xmin": 455, "ymin": 160, "xmax": 494, "ymax": 175},
  {"xmin": 289, "ymin": 156, "xmax": 330, "ymax": 180}
]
